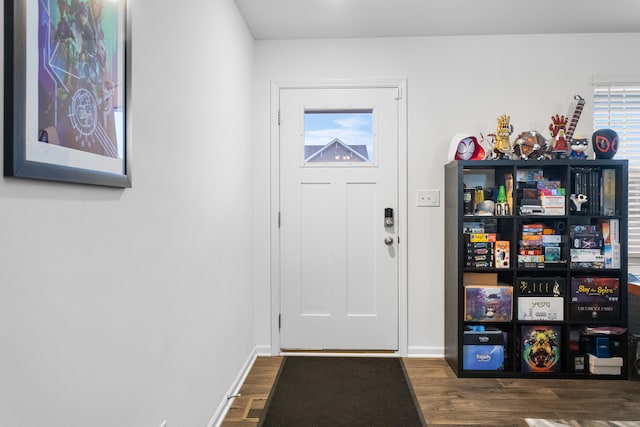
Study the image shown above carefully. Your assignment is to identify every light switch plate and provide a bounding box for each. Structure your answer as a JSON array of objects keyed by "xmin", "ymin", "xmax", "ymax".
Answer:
[{"xmin": 417, "ymin": 189, "xmax": 440, "ymax": 207}]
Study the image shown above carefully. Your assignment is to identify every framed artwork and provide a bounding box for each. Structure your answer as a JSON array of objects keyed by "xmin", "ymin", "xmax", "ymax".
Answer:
[{"xmin": 4, "ymin": 0, "xmax": 131, "ymax": 187}]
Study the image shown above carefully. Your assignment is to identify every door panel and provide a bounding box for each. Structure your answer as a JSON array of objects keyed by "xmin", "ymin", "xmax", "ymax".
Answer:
[
  {"xmin": 300, "ymin": 182, "xmax": 331, "ymax": 315},
  {"xmin": 279, "ymin": 86, "xmax": 399, "ymax": 350},
  {"xmin": 346, "ymin": 182, "xmax": 377, "ymax": 316}
]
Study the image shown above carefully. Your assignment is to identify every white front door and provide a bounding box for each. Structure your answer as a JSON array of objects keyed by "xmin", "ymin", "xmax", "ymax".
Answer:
[{"xmin": 278, "ymin": 85, "xmax": 400, "ymax": 350}]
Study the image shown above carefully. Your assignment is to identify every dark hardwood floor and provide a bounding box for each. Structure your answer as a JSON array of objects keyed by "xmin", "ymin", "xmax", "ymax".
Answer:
[{"xmin": 221, "ymin": 357, "xmax": 640, "ymax": 427}]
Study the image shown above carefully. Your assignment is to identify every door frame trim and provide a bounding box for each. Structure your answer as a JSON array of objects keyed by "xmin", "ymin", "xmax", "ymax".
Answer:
[{"xmin": 269, "ymin": 79, "xmax": 408, "ymax": 355}]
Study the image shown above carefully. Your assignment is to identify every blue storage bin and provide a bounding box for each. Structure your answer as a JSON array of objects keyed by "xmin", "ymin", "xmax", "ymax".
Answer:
[{"xmin": 463, "ymin": 330, "xmax": 505, "ymax": 370}]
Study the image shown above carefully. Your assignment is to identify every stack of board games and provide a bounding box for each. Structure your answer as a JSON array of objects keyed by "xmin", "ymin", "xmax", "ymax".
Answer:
[
  {"xmin": 517, "ymin": 276, "xmax": 565, "ymax": 321},
  {"xmin": 463, "ymin": 220, "xmax": 507, "ymax": 268},
  {"xmin": 516, "ymin": 169, "xmax": 566, "ymax": 216},
  {"xmin": 580, "ymin": 326, "xmax": 626, "ymax": 358},
  {"xmin": 569, "ymin": 220, "xmax": 620, "ymax": 269},
  {"xmin": 516, "ymin": 169, "xmax": 543, "ymax": 215},
  {"xmin": 518, "ymin": 223, "xmax": 563, "ymax": 268},
  {"xmin": 539, "ymin": 181, "xmax": 565, "ymax": 215},
  {"xmin": 519, "ymin": 224, "xmax": 544, "ymax": 266},
  {"xmin": 521, "ymin": 325, "xmax": 562, "ymax": 373},
  {"xmin": 465, "ymin": 233, "xmax": 496, "ymax": 269},
  {"xmin": 570, "ymin": 224, "xmax": 605, "ymax": 268},
  {"xmin": 570, "ymin": 277, "xmax": 620, "ymax": 321}
]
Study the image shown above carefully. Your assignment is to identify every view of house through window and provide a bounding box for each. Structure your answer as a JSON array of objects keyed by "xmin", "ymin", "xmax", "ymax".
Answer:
[
  {"xmin": 304, "ymin": 110, "xmax": 374, "ymax": 163},
  {"xmin": 593, "ymin": 82, "xmax": 640, "ymax": 264}
]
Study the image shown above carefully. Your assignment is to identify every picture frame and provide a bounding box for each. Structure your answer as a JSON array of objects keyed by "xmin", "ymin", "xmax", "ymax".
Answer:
[{"xmin": 4, "ymin": 0, "xmax": 132, "ymax": 188}]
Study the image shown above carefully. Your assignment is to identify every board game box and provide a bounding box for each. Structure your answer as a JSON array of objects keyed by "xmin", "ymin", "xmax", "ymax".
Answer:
[
  {"xmin": 517, "ymin": 276, "xmax": 565, "ymax": 297},
  {"xmin": 494, "ymin": 240, "xmax": 510, "ymax": 268},
  {"xmin": 518, "ymin": 297, "xmax": 564, "ymax": 321},
  {"xmin": 570, "ymin": 277, "xmax": 620, "ymax": 321},
  {"xmin": 464, "ymin": 285, "xmax": 513, "ymax": 322}
]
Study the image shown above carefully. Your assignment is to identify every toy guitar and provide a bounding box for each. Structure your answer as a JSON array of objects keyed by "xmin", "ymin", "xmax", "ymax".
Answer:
[{"xmin": 565, "ymin": 95, "xmax": 585, "ymax": 145}]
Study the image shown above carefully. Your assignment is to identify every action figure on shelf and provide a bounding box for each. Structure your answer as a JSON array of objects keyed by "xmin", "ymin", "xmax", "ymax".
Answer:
[
  {"xmin": 570, "ymin": 193, "xmax": 588, "ymax": 212},
  {"xmin": 549, "ymin": 114, "xmax": 569, "ymax": 158},
  {"xmin": 569, "ymin": 137, "xmax": 589, "ymax": 159},
  {"xmin": 494, "ymin": 114, "xmax": 513, "ymax": 159},
  {"xmin": 479, "ymin": 133, "xmax": 499, "ymax": 160}
]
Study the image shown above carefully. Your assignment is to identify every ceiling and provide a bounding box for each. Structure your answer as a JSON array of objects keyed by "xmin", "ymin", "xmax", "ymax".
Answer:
[{"xmin": 234, "ymin": 0, "xmax": 640, "ymax": 40}]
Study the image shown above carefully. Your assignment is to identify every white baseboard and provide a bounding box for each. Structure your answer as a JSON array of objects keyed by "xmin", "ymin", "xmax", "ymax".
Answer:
[
  {"xmin": 207, "ymin": 348, "xmax": 258, "ymax": 427},
  {"xmin": 407, "ymin": 346, "xmax": 444, "ymax": 358},
  {"xmin": 255, "ymin": 344, "xmax": 272, "ymax": 356}
]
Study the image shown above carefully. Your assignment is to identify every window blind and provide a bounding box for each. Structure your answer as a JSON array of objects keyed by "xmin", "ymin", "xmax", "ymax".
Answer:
[{"xmin": 593, "ymin": 83, "xmax": 640, "ymax": 257}]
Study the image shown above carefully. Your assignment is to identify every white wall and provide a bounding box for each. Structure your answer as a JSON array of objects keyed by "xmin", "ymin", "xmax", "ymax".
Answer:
[
  {"xmin": 252, "ymin": 33, "xmax": 640, "ymax": 356},
  {"xmin": 0, "ymin": 1, "xmax": 255, "ymax": 426}
]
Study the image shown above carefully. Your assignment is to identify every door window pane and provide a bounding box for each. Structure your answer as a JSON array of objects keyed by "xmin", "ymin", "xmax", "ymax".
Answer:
[{"xmin": 304, "ymin": 110, "xmax": 374, "ymax": 164}]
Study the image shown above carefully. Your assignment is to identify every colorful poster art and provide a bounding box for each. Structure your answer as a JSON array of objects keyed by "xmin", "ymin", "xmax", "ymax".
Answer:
[
  {"xmin": 38, "ymin": 0, "xmax": 124, "ymax": 158},
  {"xmin": 521, "ymin": 325, "xmax": 561, "ymax": 373}
]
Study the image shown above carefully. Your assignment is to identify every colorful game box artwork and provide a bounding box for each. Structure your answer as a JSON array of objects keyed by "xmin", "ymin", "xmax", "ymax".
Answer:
[
  {"xmin": 521, "ymin": 325, "xmax": 561, "ymax": 373},
  {"xmin": 464, "ymin": 285, "xmax": 513, "ymax": 321},
  {"xmin": 570, "ymin": 277, "xmax": 620, "ymax": 321}
]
